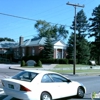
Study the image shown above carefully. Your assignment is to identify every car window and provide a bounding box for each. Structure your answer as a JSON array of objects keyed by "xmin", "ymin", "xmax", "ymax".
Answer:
[
  {"xmin": 12, "ymin": 71, "xmax": 38, "ymax": 82},
  {"xmin": 49, "ymin": 74, "xmax": 67, "ymax": 82},
  {"xmin": 41, "ymin": 74, "xmax": 53, "ymax": 83}
]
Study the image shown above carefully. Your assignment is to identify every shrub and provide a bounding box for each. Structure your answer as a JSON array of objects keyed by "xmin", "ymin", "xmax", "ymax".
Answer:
[
  {"xmin": 68, "ymin": 59, "xmax": 73, "ymax": 64},
  {"xmin": 54, "ymin": 59, "xmax": 59, "ymax": 64},
  {"xmin": 21, "ymin": 60, "xmax": 26, "ymax": 67},
  {"xmin": 56, "ymin": 59, "xmax": 68, "ymax": 64},
  {"xmin": 22, "ymin": 55, "xmax": 40, "ymax": 63},
  {"xmin": 36, "ymin": 60, "xmax": 42, "ymax": 67},
  {"xmin": 62, "ymin": 59, "xmax": 68, "ymax": 64},
  {"xmin": 40, "ymin": 59, "xmax": 68, "ymax": 64}
]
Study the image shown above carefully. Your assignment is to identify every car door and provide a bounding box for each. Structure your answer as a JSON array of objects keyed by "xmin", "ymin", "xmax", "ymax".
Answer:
[
  {"xmin": 49, "ymin": 74, "xmax": 73, "ymax": 98},
  {"xmin": 41, "ymin": 74, "xmax": 62, "ymax": 99}
]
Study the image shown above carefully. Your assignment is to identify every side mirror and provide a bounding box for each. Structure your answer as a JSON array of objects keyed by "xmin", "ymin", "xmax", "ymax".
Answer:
[{"xmin": 67, "ymin": 79, "xmax": 71, "ymax": 83}]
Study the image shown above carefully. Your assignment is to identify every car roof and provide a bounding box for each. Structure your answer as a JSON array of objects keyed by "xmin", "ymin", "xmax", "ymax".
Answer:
[{"xmin": 24, "ymin": 69, "xmax": 56, "ymax": 74}]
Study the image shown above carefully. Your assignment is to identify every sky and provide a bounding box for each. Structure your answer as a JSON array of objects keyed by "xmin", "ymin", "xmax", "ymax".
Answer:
[{"xmin": 0, "ymin": 0, "xmax": 99, "ymax": 43}]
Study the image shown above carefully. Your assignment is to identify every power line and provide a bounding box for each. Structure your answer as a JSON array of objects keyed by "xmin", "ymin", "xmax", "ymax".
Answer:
[
  {"xmin": 0, "ymin": 12, "xmax": 38, "ymax": 22},
  {"xmin": 0, "ymin": 12, "xmax": 71, "ymax": 27}
]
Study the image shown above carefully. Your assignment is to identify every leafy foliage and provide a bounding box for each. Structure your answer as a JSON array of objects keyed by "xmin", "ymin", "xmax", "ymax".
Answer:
[
  {"xmin": 34, "ymin": 20, "xmax": 68, "ymax": 40},
  {"xmin": 36, "ymin": 60, "xmax": 42, "ymax": 67},
  {"xmin": 67, "ymin": 33, "xmax": 90, "ymax": 64},
  {"xmin": 89, "ymin": 5, "xmax": 100, "ymax": 37},
  {"xmin": 43, "ymin": 36, "xmax": 54, "ymax": 59},
  {"xmin": 68, "ymin": 10, "xmax": 90, "ymax": 64},
  {"xmin": 0, "ymin": 37, "xmax": 14, "ymax": 42},
  {"xmin": 21, "ymin": 60, "xmax": 26, "ymax": 67},
  {"xmin": 89, "ymin": 5, "xmax": 100, "ymax": 64},
  {"xmin": 71, "ymin": 9, "xmax": 89, "ymax": 35}
]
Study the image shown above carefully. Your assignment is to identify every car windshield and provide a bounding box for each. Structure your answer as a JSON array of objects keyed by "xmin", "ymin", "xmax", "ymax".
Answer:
[{"xmin": 12, "ymin": 71, "xmax": 38, "ymax": 82}]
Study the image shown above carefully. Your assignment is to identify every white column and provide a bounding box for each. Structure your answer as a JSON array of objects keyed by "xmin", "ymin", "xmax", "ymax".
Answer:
[
  {"xmin": 62, "ymin": 49, "xmax": 63, "ymax": 58},
  {"xmin": 56, "ymin": 49, "xmax": 57, "ymax": 58}
]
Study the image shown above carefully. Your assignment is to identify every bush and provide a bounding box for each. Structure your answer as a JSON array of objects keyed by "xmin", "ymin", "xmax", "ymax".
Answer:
[
  {"xmin": 68, "ymin": 59, "xmax": 73, "ymax": 64},
  {"xmin": 21, "ymin": 60, "xmax": 26, "ymax": 67},
  {"xmin": 54, "ymin": 59, "xmax": 59, "ymax": 64},
  {"xmin": 36, "ymin": 60, "xmax": 42, "ymax": 67},
  {"xmin": 22, "ymin": 55, "xmax": 40, "ymax": 62},
  {"xmin": 55, "ymin": 59, "xmax": 68, "ymax": 64},
  {"xmin": 41, "ymin": 58, "xmax": 68, "ymax": 64},
  {"xmin": 62, "ymin": 59, "xmax": 68, "ymax": 64}
]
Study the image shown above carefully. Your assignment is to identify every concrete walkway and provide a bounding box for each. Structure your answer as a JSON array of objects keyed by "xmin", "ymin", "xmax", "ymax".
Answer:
[
  {"xmin": 9, "ymin": 64, "xmax": 57, "ymax": 70},
  {"xmin": 1, "ymin": 63, "xmax": 100, "ymax": 70},
  {"xmin": 0, "ymin": 64, "xmax": 100, "ymax": 82},
  {"xmin": 8, "ymin": 63, "xmax": 100, "ymax": 71}
]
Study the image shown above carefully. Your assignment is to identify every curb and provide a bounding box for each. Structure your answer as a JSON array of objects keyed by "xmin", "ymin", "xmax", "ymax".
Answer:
[
  {"xmin": 9, "ymin": 67, "xmax": 24, "ymax": 71},
  {"xmin": 9, "ymin": 66, "xmax": 100, "ymax": 71},
  {"xmin": 9, "ymin": 67, "xmax": 100, "ymax": 76}
]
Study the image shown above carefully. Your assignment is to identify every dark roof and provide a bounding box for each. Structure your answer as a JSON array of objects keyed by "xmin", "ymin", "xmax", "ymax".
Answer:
[
  {"xmin": 11, "ymin": 37, "xmax": 66, "ymax": 48},
  {"xmin": 21, "ymin": 37, "xmax": 57, "ymax": 47},
  {"xmin": 0, "ymin": 41, "xmax": 18, "ymax": 48}
]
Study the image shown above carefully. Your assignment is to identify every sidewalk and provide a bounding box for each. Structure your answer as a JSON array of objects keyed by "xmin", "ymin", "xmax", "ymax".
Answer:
[
  {"xmin": 9, "ymin": 64, "xmax": 100, "ymax": 71},
  {"xmin": 9, "ymin": 64, "xmax": 57, "ymax": 70},
  {"xmin": 0, "ymin": 64, "xmax": 100, "ymax": 81},
  {"xmin": 8, "ymin": 64, "xmax": 100, "ymax": 76}
]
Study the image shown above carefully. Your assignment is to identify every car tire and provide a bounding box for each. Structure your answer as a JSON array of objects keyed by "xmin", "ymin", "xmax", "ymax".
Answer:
[
  {"xmin": 77, "ymin": 87, "xmax": 85, "ymax": 98},
  {"xmin": 41, "ymin": 92, "xmax": 52, "ymax": 100}
]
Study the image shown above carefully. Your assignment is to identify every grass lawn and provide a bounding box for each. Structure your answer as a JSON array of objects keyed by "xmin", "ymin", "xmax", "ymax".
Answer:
[
  {"xmin": 50, "ymin": 64, "xmax": 100, "ymax": 75},
  {"xmin": 50, "ymin": 69, "xmax": 100, "ymax": 75},
  {"xmin": 20, "ymin": 64, "xmax": 100, "ymax": 75},
  {"xmin": 55, "ymin": 64, "xmax": 90, "ymax": 68}
]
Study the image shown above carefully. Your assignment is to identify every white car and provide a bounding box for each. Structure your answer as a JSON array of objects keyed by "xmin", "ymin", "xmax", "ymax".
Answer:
[{"xmin": 1, "ymin": 70, "xmax": 86, "ymax": 100}]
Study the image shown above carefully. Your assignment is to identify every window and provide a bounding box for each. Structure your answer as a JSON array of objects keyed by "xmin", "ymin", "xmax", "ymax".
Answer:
[
  {"xmin": 16, "ymin": 48, "xmax": 19, "ymax": 56},
  {"xmin": 32, "ymin": 48, "xmax": 35, "ymax": 56},
  {"xmin": 22, "ymin": 48, "xmax": 25, "ymax": 56},
  {"xmin": 49, "ymin": 74, "xmax": 67, "ymax": 82},
  {"xmin": 12, "ymin": 71, "xmax": 38, "ymax": 82},
  {"xmin": 41, "ymin": 74, "xmax": 52, "ymax": 83}
]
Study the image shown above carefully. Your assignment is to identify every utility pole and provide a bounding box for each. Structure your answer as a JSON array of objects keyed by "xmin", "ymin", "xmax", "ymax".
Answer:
[{"xmin": 66, "ymin": 2, "xmax": 84, "ymax": 75}]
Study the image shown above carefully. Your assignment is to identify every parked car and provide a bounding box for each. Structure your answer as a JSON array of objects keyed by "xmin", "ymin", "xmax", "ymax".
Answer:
[{"xmin": 1, "ymin": 70, "xmax": 86, "ymax": 100}]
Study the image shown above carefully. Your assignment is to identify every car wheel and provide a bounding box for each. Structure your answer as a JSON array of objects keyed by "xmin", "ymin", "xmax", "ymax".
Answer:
[
  {"xmin": 41, "ymin": 92, "xmax": 52, "ymax": 100},
  {"xmin": 77, "ymin": 87, "xmax": 85, "ymax": 98}
]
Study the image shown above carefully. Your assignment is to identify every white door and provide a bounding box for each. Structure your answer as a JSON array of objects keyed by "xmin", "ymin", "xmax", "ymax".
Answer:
[
  {"xmin": 49, "ymin": 74, "xmax": 73, "ymax": 98},
  {"xmin": 41, "ymin": 74, "xmax": 62, "ymax": 99},
  {"xmin": 57, "ymin": 51, "xmax": 62, "ymax": 59}
]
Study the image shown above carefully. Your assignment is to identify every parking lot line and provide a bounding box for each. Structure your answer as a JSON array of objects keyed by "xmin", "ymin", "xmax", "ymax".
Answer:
[
  {"xmin": 0, "ymin": 88, "xmax": 5, "ymax": 95},
  {"xmin": 3, "ymin": 96, "xmax": 12, "ymax": 100}
]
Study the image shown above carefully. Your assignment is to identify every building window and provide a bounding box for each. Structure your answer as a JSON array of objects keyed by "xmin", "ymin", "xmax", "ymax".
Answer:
[
  {"xmin": 22, "ymin": 48, "xmax": 25, "ymax": 57},
  {"xmin": 16, "ymin": 48, "xmax": 19, "ymax": 56},
  {"xmin": 14, "ymin": 48, "xmax": 20, "ymax": 59},
  {"xmin": 32, "ymin": 48, "xmax": 35, "ymax": 56}
]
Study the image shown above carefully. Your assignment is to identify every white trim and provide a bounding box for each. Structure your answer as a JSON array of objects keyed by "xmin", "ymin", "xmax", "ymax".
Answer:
[
  {"xmin": 62, "ymin": 49, "xmax": 63, "ymax": 58},
  {"xmin": 54, "ymin": 40, "xmax": 66, "ymax": 46},
  {"xmin": 54, "ymin": 45, "xmax": 66, "ymax": 49},
  {"xmin": 56, "ymin": 49, "xmax": 57, "ymax": 59}
]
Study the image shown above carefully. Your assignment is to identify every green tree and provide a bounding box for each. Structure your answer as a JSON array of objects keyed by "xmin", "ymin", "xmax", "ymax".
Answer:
[
  {"xmin": 68, "ymin": 9, "xmax": 90, "ymax": 64},
  {"xmin": 0, "ymin": 37, "xmax": 14, "ymax": 42},
  {"xmin": 89, "ymin": 5, "xmax": 100, "ymax": 37},
  {"xmin": 34, "ymin": 20, "xmax": 68, "ymax": 40},
  {"xmin": 89, "ymin": 5, "xmax": 100, "ymax": 64},
  {"xmin": 71, "ymin": 9, "xmax": 89, "ymax": 35},
  {"xmin": 43, "ymin": 36, "xmax": 54, "ymax": 59},
  {"xmin": 67, "ymin": 33, "xmax": 90, "ymax": 64}
]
